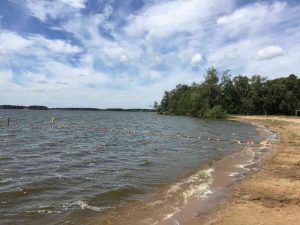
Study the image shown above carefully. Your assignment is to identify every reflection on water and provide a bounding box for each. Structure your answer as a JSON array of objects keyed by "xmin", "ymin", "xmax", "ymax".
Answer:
[{"xmin": 0, "ymin": 110, "xmax": 261, "ymax": 225}]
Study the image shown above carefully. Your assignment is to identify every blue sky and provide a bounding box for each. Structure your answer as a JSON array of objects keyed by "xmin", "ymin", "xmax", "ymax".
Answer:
[{"xmin": 0, "ymin": 0, "xmax": 299, "ymax": 108}]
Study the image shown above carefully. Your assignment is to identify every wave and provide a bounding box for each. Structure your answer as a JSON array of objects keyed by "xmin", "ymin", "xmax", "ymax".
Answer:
[
  {"xmin": 139, "ymin": 159, "xmax": 153, "ymax": 167},
  {"xmin": 74, "ymin": 200, "xmax": 108, "ymax": 212},
  {"xmin": 89, "ymin": 185, "xmax": 143, "ymax": 205},
  {"xmin": 0, "ymin": 177, "xmax": 66, "ymax": 200},
  {"xmin": 167, "ymin": 168, "xmax": 214, "ymax": 205},
  {"xmin": 0, "ymin": 178, "xmax": 13, "ymax": 184}
]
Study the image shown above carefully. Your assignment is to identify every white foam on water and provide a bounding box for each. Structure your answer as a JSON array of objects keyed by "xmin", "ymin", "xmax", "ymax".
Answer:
[
  {"xmin": 228, "ymin": 172, "xmax": 239, "ymax": 177},
  {"xmin": 235, "ymin": 147, "xmax": 257, "ymax": 171},
  {"xmin": 162, "ymin": 207, "xmax": 180, "ymax": 221},
  {"xmin": 236, "ymin": 159, "xmax": 255, "ymax": 171},
  {"xmin": 174, "ymin": 219, "xmax": 181, "ymax": 225},
  {"xmin": 36, "ymin": 209, "xmax": 55, "ymax": 214},
  {"xmin": 147, "ymin": 200, "xmax": 163, "ymax": 207},
  {"xmin": 84, "ymin": 177, "xmax": 96, "ymax": 180},
  {"xmin": 167, "ymin": 168, "xmax": 214, "ymax": 205},
  {"xmin": 75, "ymin": 200, "xmax": 106, "ymax": 212},
  {"xmin": 53, "ymin": 174, "xmax": 63, "ymax": 179},
  {"xmin": 26, "ymin": 208, "xmax": 56, "ymax": 215},
  {"xmin": 199, "ymin": 189, "xmax": 213, "ymax": 198},
  {"xmin": 0, "ymin": 178, "xmax": 12, "ymax": 183},
  {"xmin": 155, "ymin": 169, "xmax": 215, "ymax": 224},
  {"xmin": 182, "ymin": 182, "xmax": 211, "ymax": 205}
]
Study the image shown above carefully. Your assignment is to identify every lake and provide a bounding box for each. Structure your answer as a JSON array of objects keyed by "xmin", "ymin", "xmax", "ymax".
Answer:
[{"xmin": 0, "ymin": 110, "xmax": 262, "ymax": 225}]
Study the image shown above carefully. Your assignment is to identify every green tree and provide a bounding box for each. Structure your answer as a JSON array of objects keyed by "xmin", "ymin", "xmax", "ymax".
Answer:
[
  {"xmin": 203, "ymin": 67, "xmax": 220, "ymax": 108},
  {"xmin": 159, "ymin": 91, "xmax": 170, "ymax": 114},
  {"xmin": 249, "ymin": 75, "xmax": 267, "ymax": 114},
  {"xmin": 157, "ymin": 67, "xmax": 299, "ymax": 117},
  {"xmin": 233, "ymin": 76, "xmax": 251, "ymax": 114},
  {"xmin": 219, "ymin": 70, "xmax": 235, "ymax": 113},
  {"xmin": 153, "ymin": 101, "xmax": 159, "ymax": 111}
]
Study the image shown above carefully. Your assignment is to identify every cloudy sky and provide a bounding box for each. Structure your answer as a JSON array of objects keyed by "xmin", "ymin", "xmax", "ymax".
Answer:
[{"xmin": 0, "ymin": 0, "xmax": 299, "ymax": 108}]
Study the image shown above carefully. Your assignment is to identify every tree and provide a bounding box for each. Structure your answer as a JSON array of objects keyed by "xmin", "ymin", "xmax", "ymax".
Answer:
[
  {"xmin": 157, "ymin": 67, "xmax": 299, "ymax": 117},
  {"xmin": 153, "ymin": 101, "xmax": 158, "ymax": 111},
  {"xmin": 249, "ymin": 75, "xmax": 267, "ymax": 114},
  {"xmin": 159, "ymin": 91, "xmax": 170, "ymax": 113},
  {"xmin": 233, "ymin": 76, "xmax": 251, "ymax": 114},
  {"xmin": 203, "ymin": 67, "xmax": 220, "ymax": 108},
  {"xmin": 220, "ymin": 70, "xmax": 235, "ymax": 113}
]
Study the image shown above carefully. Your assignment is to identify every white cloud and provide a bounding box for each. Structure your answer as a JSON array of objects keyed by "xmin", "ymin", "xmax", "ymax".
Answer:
[
  {"xmin": 191, "ymin": 53, "xmax": 203, "ymax": 64},
  {"xmin": 60, "ymin": 0, "xmax": 86, "ymax": 9},
  {"xmin": 217, "ymin": 2, "xmax": 287, "ymax": 37},
  {"xmin": 0, "ymin": 70, "xmax": 21, "ymax": 93},
  {"xmin": 256, "ymin": 46, "xmax": 286, "ymax": 60},
  {"xmin": 0, "ymin": 30, "xmax": 82, "ymax": 59},
  {"xmin": 0, "ymin": 31, "xmax": 32, "ymax": 54},
  {"xmin": 125, "ymin": 0, "xmax": 235, "ymax": 38},
  {"xmin": 152, "ymin": 56, "xmax": 163, "ymax": 65},
  {"xmin": 0, "ymin": 70, "xmax": 13, "ymax": 86},
  {"xmin": 225, "ymin": 50, "xmax": 239, "ymax": 60},
  {"xmin": 61, "ymin": 13, "xmax": 135, "ymax": 64},
  {"xmin": 243, "ymin": 45, "xmax": 300, "ymax": 77},
  {"xmin": 0, "ymin": 46, "xmax": 4, "ymax": 59},
  {"xmin": 31, "ymin": 36, "xmax": 82, "ymax": 54},
  {"xmin": 119, "ymin": 54, "xmax": 129, "ymax": 63},
  {"xmin": 217, "ymin": 2, "xmax": 286, "ymax": 25},
  {"xmin": 19, "ymin": 0, "xmax": 86, "ymax": 21}
]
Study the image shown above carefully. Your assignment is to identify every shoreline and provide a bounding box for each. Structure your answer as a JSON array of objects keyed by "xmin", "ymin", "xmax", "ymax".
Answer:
[
  {"xmin": 89, "ymin": 117, "xmax": 279, "ymax": 225},
  {"xmin": 159, "ymin": 117, "xmax": 278, "ymax": 225},
  {"xmin": 183, "ymin": 115, "xmax": 300, "ymax": 225}
]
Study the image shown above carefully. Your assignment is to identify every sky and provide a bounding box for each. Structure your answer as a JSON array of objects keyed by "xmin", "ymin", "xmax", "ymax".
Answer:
[{"xmin": 0, "ymin": 0, "xmax": 300, "ymax": 108}]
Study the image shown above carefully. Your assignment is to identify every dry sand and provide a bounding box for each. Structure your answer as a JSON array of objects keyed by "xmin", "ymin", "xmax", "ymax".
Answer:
[{"xmin": 186, "ymin": 115, "xmax": 300, "ymax": 225}]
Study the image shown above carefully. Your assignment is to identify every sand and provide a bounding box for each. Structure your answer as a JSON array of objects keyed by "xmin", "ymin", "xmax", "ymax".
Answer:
[{"xmin": 185, "ymin": 115, "xmax": 300, "ymax": 225}]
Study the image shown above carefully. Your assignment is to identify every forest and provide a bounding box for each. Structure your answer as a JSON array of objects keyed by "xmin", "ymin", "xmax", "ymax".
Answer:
[{"xmin": 155, "ymin": 67, "xmax": 300, "ymax": 118}]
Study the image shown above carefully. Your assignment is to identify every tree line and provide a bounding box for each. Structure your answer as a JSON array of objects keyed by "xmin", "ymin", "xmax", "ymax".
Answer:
[
  {"xmin": 0, "ymin": 105, "xmax": 48, "ymax": 110},
  {"xmin": 0, "ymin": 105, "xmax": 155, "ymax": 112},
  {"xmin": 155, "ymin": 67, "xmax": 300, "ymax": 118}
]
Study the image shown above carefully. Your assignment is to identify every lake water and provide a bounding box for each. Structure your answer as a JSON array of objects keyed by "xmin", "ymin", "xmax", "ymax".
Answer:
[{"xmin": 0, "ymin": 110, "xmax": 263, "ymax": 225}]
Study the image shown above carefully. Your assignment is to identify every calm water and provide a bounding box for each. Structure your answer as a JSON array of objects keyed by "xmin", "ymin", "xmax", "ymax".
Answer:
[{"xmin": 0, "ymin": 110, "xmax": 262, "ymax": 225}]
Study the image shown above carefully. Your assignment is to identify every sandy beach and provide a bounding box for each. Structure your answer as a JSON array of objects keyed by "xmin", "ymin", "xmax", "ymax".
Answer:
[{"xmin": 184, "ymin": 115, "xmax": 300, "ymax": 225}]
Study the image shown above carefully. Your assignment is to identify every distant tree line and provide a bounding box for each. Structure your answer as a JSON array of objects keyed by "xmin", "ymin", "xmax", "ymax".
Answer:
[
  {"xmin": 51, "ymin": 108, "xmax": 102, "ymax": 111},
  {"xmin": 50, "ymin": 108, "xmax": 155, "ymax": 112},
  {"xmin": 155, "ymin": 67, "xmax": 300, "ymax": 118},
  {"xmin": 0, "ymin": 105, "xmax": 48, "ymax": 110},
  {"xmin": 0, "ymin": 105, "xmax": 155, "ymax": 112},
  {"xmin": 105, "ymin": 108, "xmax": 156, "ymax": 112}
]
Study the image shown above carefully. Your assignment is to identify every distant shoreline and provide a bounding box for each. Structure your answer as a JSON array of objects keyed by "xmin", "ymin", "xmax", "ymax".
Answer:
[{"xmin": 0, "ymin": 105, "xmax": 156, "ymax": 112}]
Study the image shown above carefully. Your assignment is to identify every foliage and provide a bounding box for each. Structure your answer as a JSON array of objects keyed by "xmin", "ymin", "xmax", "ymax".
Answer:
[
  {"xmin": 204, "ymin": 105, "xmax": 227, "ymax": 119},
  {"xmin": 156, "ymin": 67, "xmax": 300, "ymax": 118}
]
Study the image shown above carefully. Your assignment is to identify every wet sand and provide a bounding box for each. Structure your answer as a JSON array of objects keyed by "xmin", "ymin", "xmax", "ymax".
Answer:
[{"xmin": 184, "ymin": 116, "xmax": 300, "ymax": 225}]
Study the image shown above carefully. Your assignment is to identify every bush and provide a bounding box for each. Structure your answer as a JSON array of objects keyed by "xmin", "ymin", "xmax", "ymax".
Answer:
[{"xmin": 204, "ymin": 105, "xmax": 227, "ymax": 119}]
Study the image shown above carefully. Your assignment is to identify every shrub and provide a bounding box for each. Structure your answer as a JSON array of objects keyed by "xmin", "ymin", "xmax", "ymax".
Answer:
[{"xmin": 204, "ymin": 105, "xmax": 227, "ymax": 119}]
